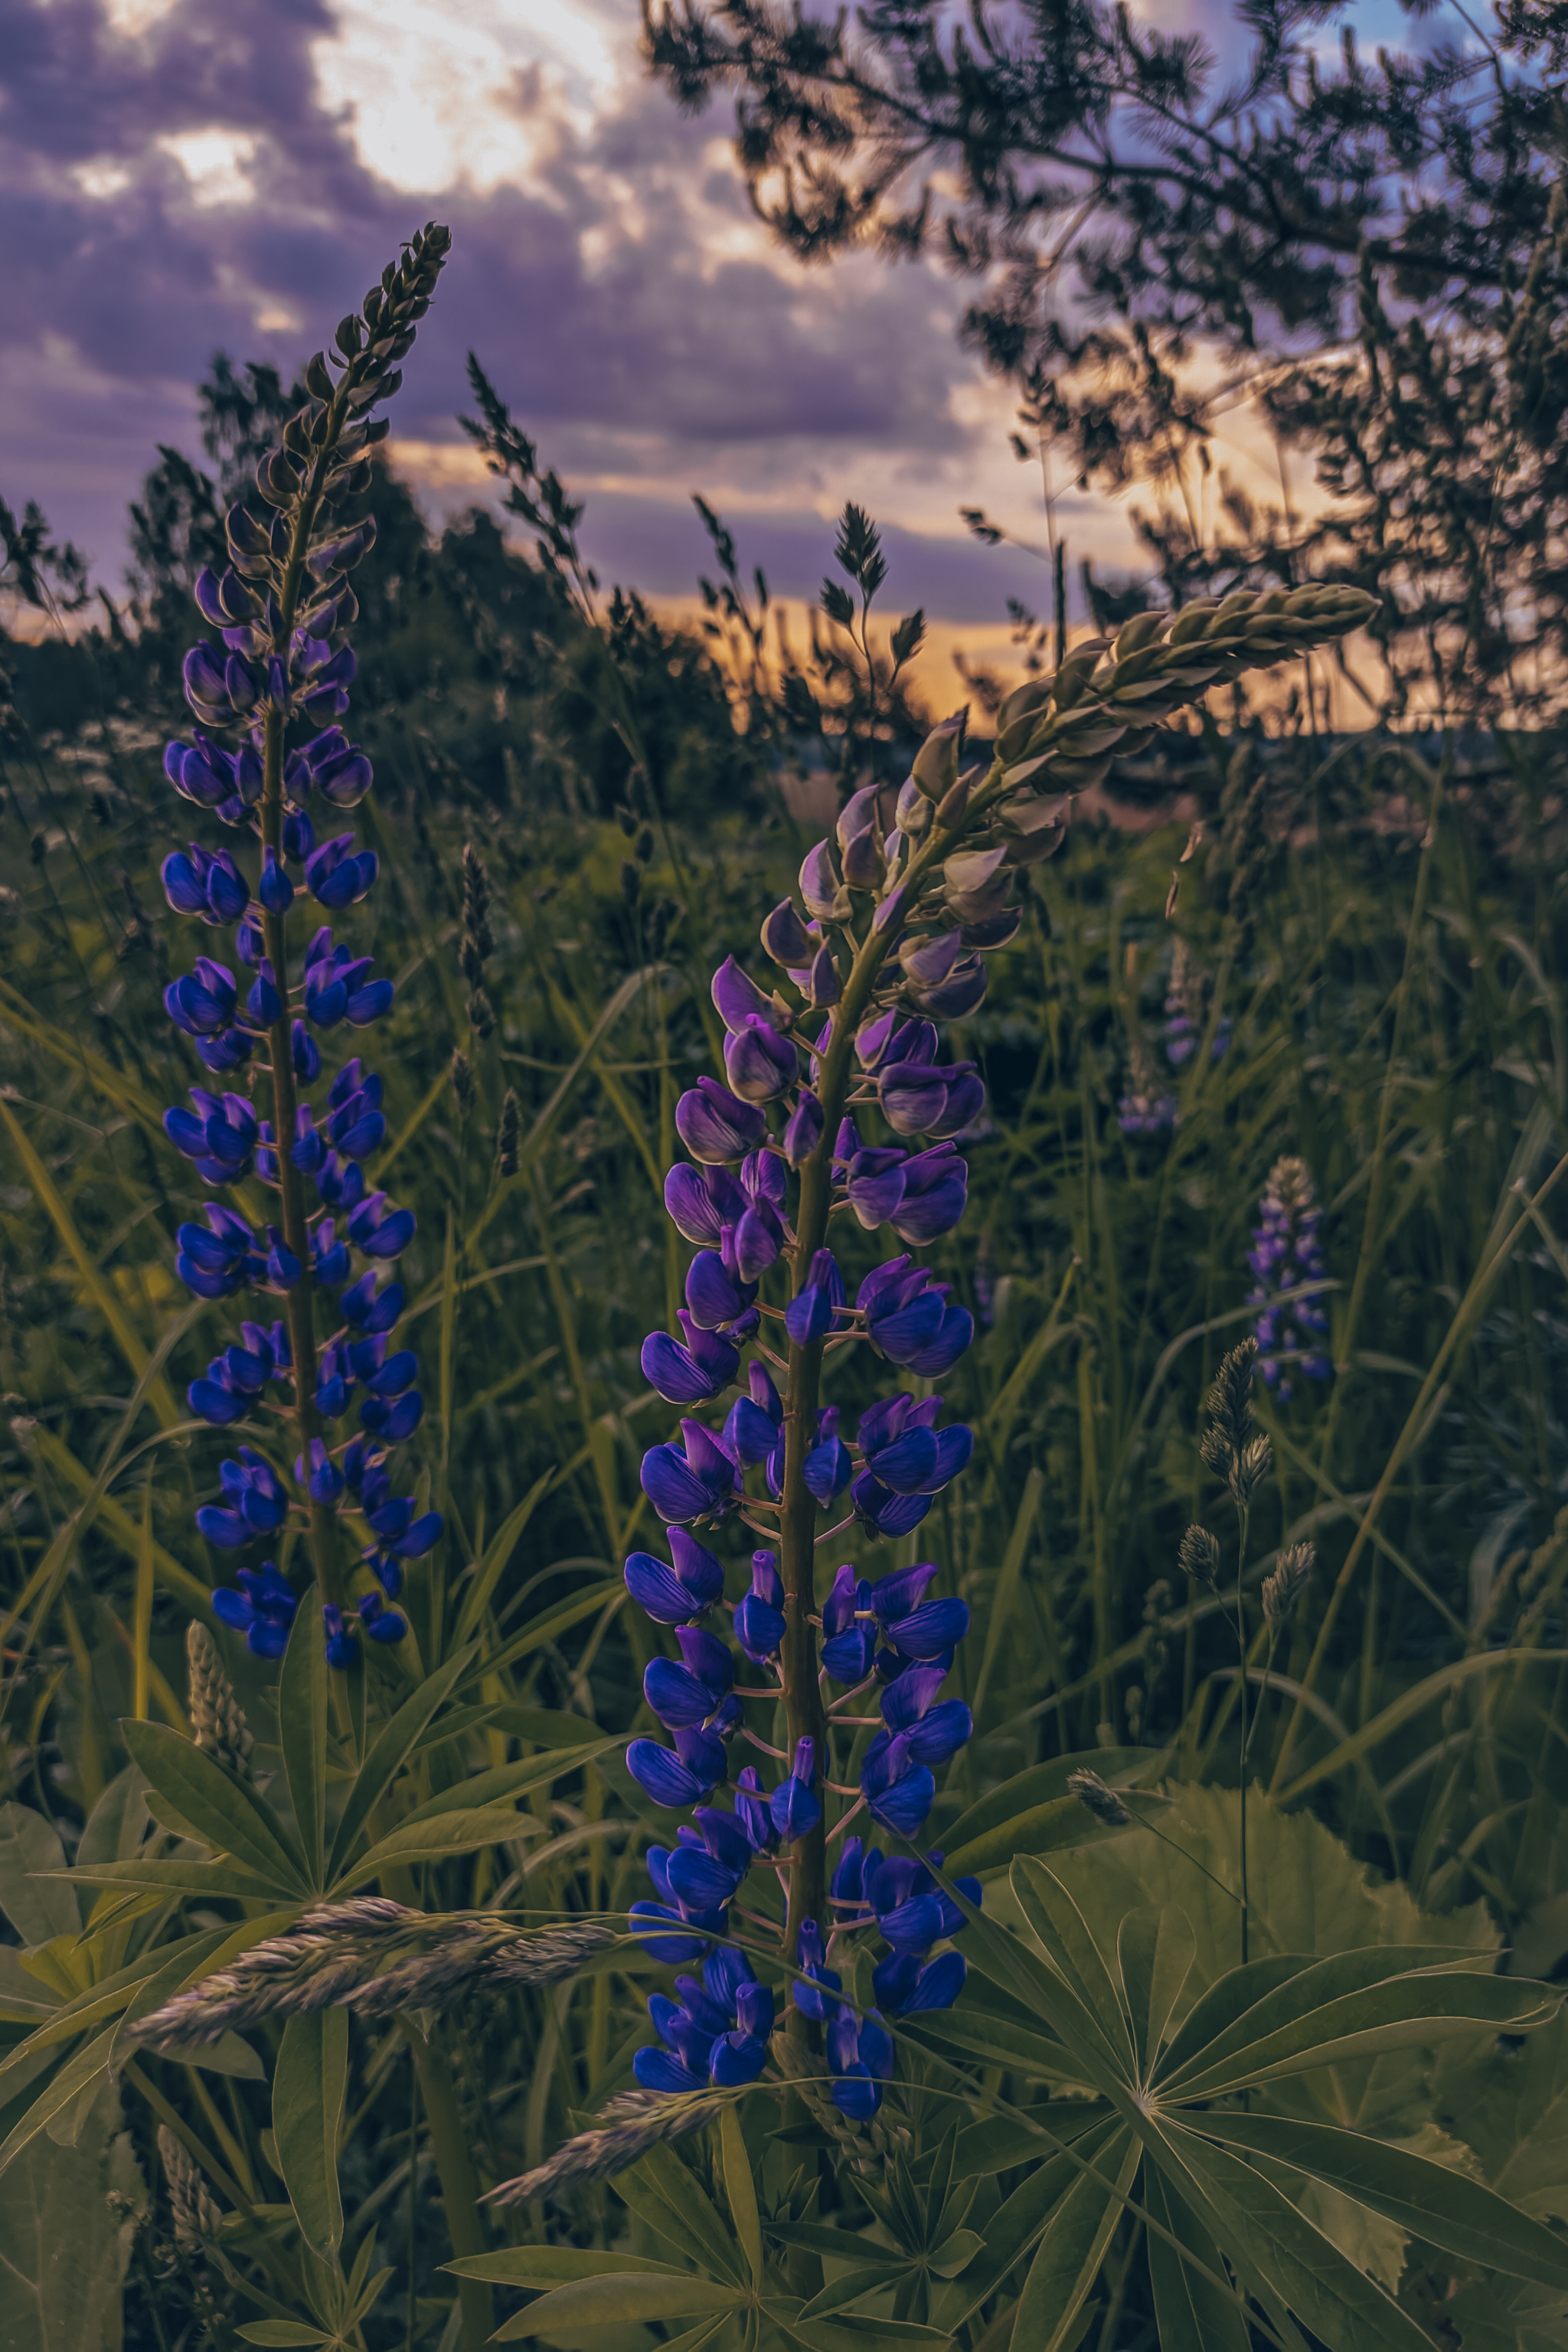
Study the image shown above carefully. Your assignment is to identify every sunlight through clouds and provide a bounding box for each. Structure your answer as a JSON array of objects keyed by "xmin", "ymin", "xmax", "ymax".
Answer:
[{"xmin": 312, "ymin": 0, "xmax": 624, "ymax": 195}]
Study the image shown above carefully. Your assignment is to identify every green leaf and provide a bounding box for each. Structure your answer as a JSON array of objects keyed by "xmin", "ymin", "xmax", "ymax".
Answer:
[
  {"xmin": 60, "ymin": 1857, "xmax": 287, "ymax": 1900},
  {"xmin": 1197, "ymin": 2110, "xmax": 1568, "ymax": 2290},
  {"xmin": 470, "ymin": 1583, "xmax": 627, "ymax": 1684},
  {"xmin": 1161, "ymin": 1952, "xmax": 1557, "ymax": 2101},
  {"xmin": 276, "ymin": 1594, "xmax": 329, "ymax": 1891},
  {"xmin": 720, "ymin": 2099, "xmax": 763, "ymax": 2286},
  {"xmin": 929, "ymin": 2120, "xmax": 1121, "ymax": 2334},
  {"xmin": 941, "ymin": 1749, "xmax": 1155, "ymax": 1877},
  {"xmin": 952, "ymin": 2109, "xmax": 1116, "ymax": 2181},
  {"xmin": 325, "ymin": 1645, "xmax": 472, "ymax": 1883},
  {"xmin": 120, "ymin": 1723, "xmax": 308, "ymax": 1896},
  {"xmin": 1010, "ymin": 2124, "xmax": 1138, "ymax": 2352},
  {"xmin": 489, "ymin": 2274, "xmax": 746, "ymax": 2337},
  {"xmin": 451, "ymin": 1470, "xmax": 554, "ymax": 1644},
  {"xmin": 1116, "ymin": 1903, "xmax": 1197, "ymax": 2078},
  {"xmin": 0, "ymin": 2027, "xmax": 116, "ymax": 2176},
  {"xmin": 615, "ymin": 2141, "xmax": 749, "ymax": 2285},
  {"xmin": 903, "ymin": 2007, "xmax": 1078, "ymax": 2086},
  {"xmin": 444, "ymin": 2249, "xmax": 684, "ymax": 2285},
  {"xmin": 335, "ymin": 1805, "xmax": 541, "ymax": 1888},
  {"xmin": 236, "ymin": 2327, "xmax": 330, "ymax": 2347},
  {"xmin": 273, "ymin": 2009, "xmax": 348, "ymax": 2259},
  {"xmin": 1145, "ymin": 2162, "xmax": 1251, "ymax": 2351},
  {"xmin": 1011, "ymin": 1856, "xmax": 1139, "ymax": 2073},
  {"xmin": 769, "ymin": 2305, "xmax": 952, "ymax": 2348},
  {"xmin": 0, "ymin": 2076, "xmax": 147, "ymax": 2352},
  {"xmin": 768, "ymin": 2221, "xmax": 906, "ymax": 2269},
  {"xmin": 392, "ymin": 1738, "xmax": 619, "ymax": 1827},
  {"xmin": 0, "ymin": 1805, "xmax": 79, "ymax": 1945},
  {"xmin": 1157, "ymin": 2122, "xmax": 1440, "ymax": 2352},
  {"xmin": 792, "ymin": 2262, "xmax": 906, "ymax": 2323},
  {"xmin": 74, "ymin": 1763, "xmax": 150, "ymax": 1871}
]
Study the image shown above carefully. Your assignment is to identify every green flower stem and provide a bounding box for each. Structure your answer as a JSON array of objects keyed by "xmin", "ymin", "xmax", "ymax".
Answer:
[
  {"xmin": 252, "ymin": 381, "xmax": 363, "ymax": 1628},
  {"xmin": 399, "ymin": 2017, "xmax": 493, "ymax": 2352},
  {"xmin": 1233, "ymin": 1500, "xmax": 1251, "ymax": 1968}
]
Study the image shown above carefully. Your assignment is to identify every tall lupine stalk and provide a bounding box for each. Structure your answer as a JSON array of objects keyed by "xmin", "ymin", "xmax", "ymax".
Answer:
[
  {"xmin": 160, "ymin": 224, "xmax": 449, "ymax": 1684},
  {"xmin": 617, "ymin": 580, "xmax": 1377, "ymax": 2122}
]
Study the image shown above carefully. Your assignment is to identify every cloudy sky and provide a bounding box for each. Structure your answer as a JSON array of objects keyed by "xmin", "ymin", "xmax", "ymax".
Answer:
[{"xmin": 4, "ymin": 0, "xmax": 1459, "ymax": 629}]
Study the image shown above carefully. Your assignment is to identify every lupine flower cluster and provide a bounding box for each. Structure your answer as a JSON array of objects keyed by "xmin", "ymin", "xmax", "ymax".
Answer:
[
  {"xmin": 1248, "ymin": 1154, "xmax": 1331, "ymax": 1398},
  {"xmin": 619, "ymin": 751, "xmax": 1012, "ymax": 2123},
  {"xmin": 608, "ymin": 585, "xmax": 1377, "ymax": 2132},
  {"xmin": 159, "ymin": 227, "xmax": 451, "ymax": 1668}
]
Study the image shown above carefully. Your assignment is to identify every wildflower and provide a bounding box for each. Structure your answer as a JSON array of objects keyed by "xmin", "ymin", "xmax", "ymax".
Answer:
[{"xmin": 1249, "ymin": 1155, "xmax": 1331, "ymax": 1397}]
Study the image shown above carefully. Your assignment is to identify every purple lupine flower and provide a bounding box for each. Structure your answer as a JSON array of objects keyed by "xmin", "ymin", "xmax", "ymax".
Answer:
[
  {"xmin": 675, "ymin": 1076, "xmax": 766, "ymax": 1163},
  {"xmin": 665, "ymin": 1161, "xmax": 746, "ymax": 1245},
  {"xmin": 769, "ymin": 1737, "xmax": 821, "ymax": 1841},
  {"xmin": 724, "ymin": 1362, "xmax": 783, "ymax": 1465},
  {"xmin": 734, "ymin": 1550, "xmax": 786, "ymax": 1661},
  {"xmin": 642, "ymin": 1312, "xmax": 741, "ymax": 1404},
  {"xmin": 623, "ymin": 1529, "xmax": 727, "ymax": 1622},
  {"xmin": 640, "ymin": 1420, "xmax": 740, "ymax": 1525},
  {"xmin": 644, "ymin": 1626, "xmax": 737, "ymax": 1729},
  {"xmin": 1249, "ymin": 1155, "xmax": 1331, "ymax": 1398},
  {"xmin": 724, "ymin": 1014, "xmax": 798, "ymax": 1104},
  {"xmin": 880, "ymin": 1661, "xmax": 973, "ymax": 1764},
  {"xmin": 211, "ymin": 1561, "xmax": 297, "ymax": 1658},
  {"xmin": 792, "ymin": 1919, "xmax": 844, "ymax": 2021},
  {"xmin": 804, "ymin": 1406, "xmax": 851, "ymax": 1504},
  {"xmin": 826, "ymin": 2007, "xmax": 895, "ymax": 2119},
  {"xmin": 873, "ymin": 1947, "xmax": 968, "ymax": 2014},
  {"xmin": 786, "ymin": 1246, "xmax": 844, "ymax": 1345},
  {"xmin": 820, "ymin": 1564, "xmax": 876, "ymax": 1684}
]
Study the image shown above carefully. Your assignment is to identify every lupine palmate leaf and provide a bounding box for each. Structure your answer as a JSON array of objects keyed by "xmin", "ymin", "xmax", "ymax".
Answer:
[
  {"xmin": 488, "ymin": 2275, "xmax": 746, "ymax": 2340},
  {"xmin": 1011, "ymin": 1857, "xmax": 1140, "ymax": 2070},
  {"xmin": 1195, "ymin": 2109, "xmax": 1568, "ymax": 2288},
  {"xmin": 1145, "ymin": 2164, "xmax": 1251, "ymax": 2351},
  {"xmin": 120, "ymin": 1723, "xmax": 309, "ymax": 1896},
  {"xmin": 929, "ymin": 2120, "xmax": 1123, "ymax": 2335},
  {"xmin": 613, "ymin": 2141, "xmax": 750, "ymax": 2285},
  {"xmin": 1010, "ymin": 2124, "xmax": 1139, "ymax": 2352},
  {"xmin": 325, "ymin": 1805, "xmax": 544, "ymax": 1890},
  {"xmin": 446, "ymin": 2249, "xmax": 687, "ymax": 2286},
  {"xmin": 1161, "ymin": 1952, "xmax": 1557, "ymax": 2100},
  {"xmin": 1154, "ymin": 2123, "xmax": 1438, "ymax": 2352},
  {"xmin": 1116, "ymin": 1903, "xmax": 1198, "ymax": 2077},
  {"xmin": 276, "ymin": 1593, "xmax": 329, "ymax": 1893}
]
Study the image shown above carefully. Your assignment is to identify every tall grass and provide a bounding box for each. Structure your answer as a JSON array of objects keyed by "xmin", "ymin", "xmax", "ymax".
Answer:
[{"xmin": 4, "ymin": 688, "xmax": 1568, "ymax": 2338}]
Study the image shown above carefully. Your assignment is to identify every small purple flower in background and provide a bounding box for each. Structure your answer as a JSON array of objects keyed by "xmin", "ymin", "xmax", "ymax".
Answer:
[
  {"xmin": 1117, "ymin": 1032, "xmax": 1177, "ymax": 1137},
  {"xmin": 1165, "ymin": 939, "xmax": 1230, "ymax": 1069},
  {"xmin": 1249, "ymin": 1155, "xmax": 1331, "ymax": 1398}
]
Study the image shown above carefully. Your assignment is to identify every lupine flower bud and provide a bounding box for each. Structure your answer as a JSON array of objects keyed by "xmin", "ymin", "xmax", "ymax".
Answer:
[{"xmin": 186, "ymin": 1621, "xmax": 254, "ymax": 1775}]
